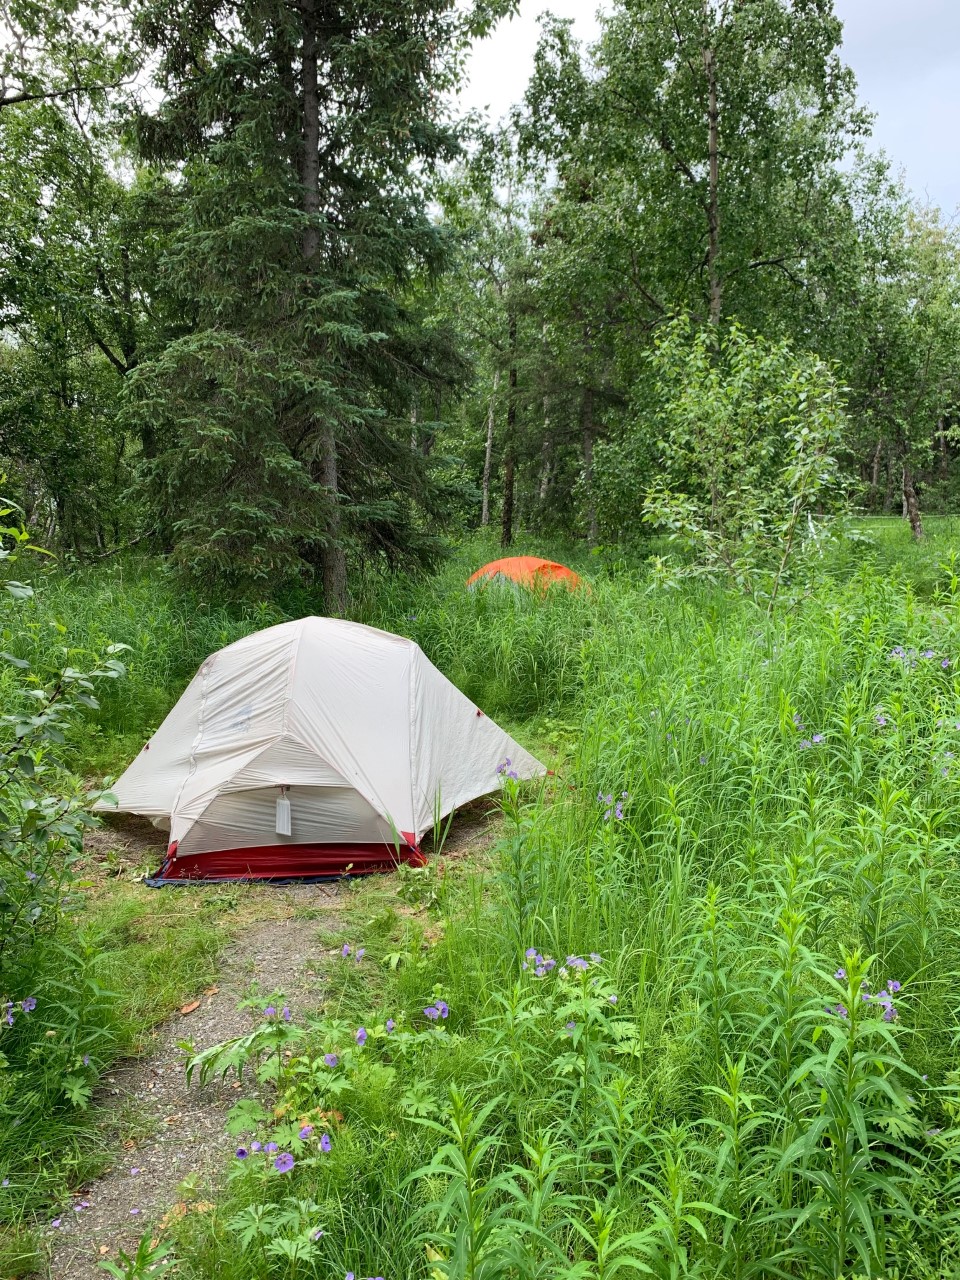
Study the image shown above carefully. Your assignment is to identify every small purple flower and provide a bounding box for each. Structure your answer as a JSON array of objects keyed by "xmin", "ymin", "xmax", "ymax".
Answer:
[
  {"xmin": 236, "ymin": 1147, "xmax": 249, "ymax": 1159},
  {"xmin": 943, "ymin": 658, "xmax": 951, "ymax": 669},
  {"xmin": 699, "ymin": 753, "xmax": 708, "ymax": 765},
  {"xmin": 385, "ymin": 1019, "xmax": 395, "ymax": 1033},
  {"xmin": 887, "ymin": 979, "xmax": 902, "ymax": 993},
  {"xmin": 355, "ymin": 1027, "xmax": 367, "ymax": 1047},
  {"xmin": 265, "ymin": 1142, "xmax": 279, "ymax": 1154},
  {"xmin": 875, "ymin": 714, "xmax": 888, "ymax": 727},
  {"xmin": 831, "ymin": 1003, "xmax": 849, "ymax": 1019},
  {"xmin": 341, "ymin": 944, "xmax": 351, "ymax": 958},
  {"xmin": 883, "ymin": 1005, "xmax": 898, "ymax": 1022},
  {"xmin": 324, "ymin": 1053, "xmax": 338, "ymax": 1068},
  {"xmin": 525, "ymin": 947, "xmax": 538, "ymax": 959},
  {"xmin": 922, "ymin": 649, "xmax": 935, "ymax": 659},
  {"xmin": 313, "ymin": 1228, "xmax": 325, "ymax": 1240},
  {"xmin": 614, "ymin": 802, "xmax": 624, "ymax": 820},
  {"xmin": 20, "ymin": 996, "xmax": 37, "ymax": 1013},
  {"xmin": 129, "ymin": 1207, "xmax": 141, "ymax": 1216},
  {"xmin": 264, "ymin": 1005, "xmax": 277, "ymax": 1017},
  {"xmin": 4, "ymin": 1004, "xmax": 13, "ymax": 1027},
  {"xmin": 299, "ymin": 1125, "xmax": 313, "ymax": 1139},
  {"xmin": 83, "ymin": 1055, "xmax": 91, "ymax": 1067},
  {"xmin": 435, "ymin": 1000, "xmax": 449, "ymax": 1018},
  {"xmin": 566, "ymin": 956, "xmax": 589, "ymax": 971},
  {"xmin": 130, "ymin": 1168, "xmax": 140, "ymax": 1176},
  {"xmin": 534, "ymin": 965, "xmax": 547, "ymax": 977},
  {"xmin": 542, "ymin": 957, "xmax": 556, "ymax": 971},
  {"xmin": 834, "ymin": 968, "xmax": 846, "ymax": 981},
  {"xmin": 51, "ymin": 1219, "xmax": 61, "ymax": 1229},
  {"xmin": 355, "ymin": 949, "xmax": 365, "ymax": 963},
  {"xmin": 282, "ymin": 1006, "xmax": 291, "ymax": 1022},
  {"xmin": 346, "ymin": 1273, "xmax": 355, "ymax": 1280},
  {"xmin": 590, "ymin": 953, "xmax": 603, "ymax": 963},
  {"xmin": 251, "ymin": 1141, "xmax": 262, "ymax": 1152},
  {"xmin": 811, "ymin": 734, "xmax": 824, "ymax": 744},
  {"xmin": 1, "ymin": 1179, "xmax": 8, "ymax": 1187},
  {"xmin": 799, "ymin": 740, "xmax": 812, "ymax": 750},
  {"xmin": 609, "ymin": 994, "xmax": 618, "ymax": 1005},
  {"xmin": 566, "ymin": 1021, "xmax": 576, "ymax": 1032},
  {"xmin": 274, "ymin": 1152, "xmax": 294, "ymax": 1173},
  {"xmin": 320, "ymin": 1133, "xmax": 332, "ymax": 1153},
  {"xmin": 26, "ymin": 871, "xmax": 37, "ymax": 882},
  {"xmin": 424, "ymin": 1006, "xmax": 440, "ymax": 1020}
]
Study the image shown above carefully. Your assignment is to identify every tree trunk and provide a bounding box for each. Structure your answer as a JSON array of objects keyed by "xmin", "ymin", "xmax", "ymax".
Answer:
[
  {"xmin": 481, "ymin": 370, "xmax": 499, "ymax": 527},
  {"xmin": 902, "ymin": 462, "xmax": 924, "ymax": 540},
  {"xmin": 501, "ymin": 319, "xmax": 518, "ymax": 549},
  {"xmin": 869, "ymin": 438, "xmax": 883, "ymax": 507},
  {"xmin": 302, "ymin": 0, "xmax": 346, "ymax": 613},
  {"xmin": 581, "ymin": 384, "xmax": 598, "ymax": 545},
  {"xmin": 703, "ymin": 23, "xmax": 721, "ymax": 326},
  {"xmin": 538, "ymin": 397, "xmax": 552, "ymax": 504}
]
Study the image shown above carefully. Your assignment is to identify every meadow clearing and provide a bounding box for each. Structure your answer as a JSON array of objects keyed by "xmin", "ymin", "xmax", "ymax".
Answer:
[{"xmin": 2, "ymin": 520, "xmax": 960, "ymax": 1278}]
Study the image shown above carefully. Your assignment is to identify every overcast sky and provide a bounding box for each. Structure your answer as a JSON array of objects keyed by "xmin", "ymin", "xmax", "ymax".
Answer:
[{"xmin": 460, "ymin": 0, "xmax": 960, "ymax": 217}]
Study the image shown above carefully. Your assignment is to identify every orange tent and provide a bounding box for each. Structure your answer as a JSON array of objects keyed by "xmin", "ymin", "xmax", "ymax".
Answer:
[{"xmin": 466, "ymin": 556, "xmax": 585, "ymax": 593}]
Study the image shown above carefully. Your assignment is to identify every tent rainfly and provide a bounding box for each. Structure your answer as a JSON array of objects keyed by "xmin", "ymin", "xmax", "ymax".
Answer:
[
  {"xmin": 98, "ymin": 617, "xmax": 545, "ymax": 882},
  {"xmin": 466, "ymin": 556, "xmax": 585, "ymax": 592}
]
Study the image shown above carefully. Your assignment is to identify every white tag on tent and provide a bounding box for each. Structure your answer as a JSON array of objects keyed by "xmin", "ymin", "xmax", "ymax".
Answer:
[{"xmin": 275, "ymin": 793, "xmax": 291, "ymax": 837}]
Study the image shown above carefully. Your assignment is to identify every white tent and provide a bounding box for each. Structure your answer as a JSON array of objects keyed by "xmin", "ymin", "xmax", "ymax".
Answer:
[{"xmin": 97, "ymin": 617, "xmax": 545, "ymax": 881}]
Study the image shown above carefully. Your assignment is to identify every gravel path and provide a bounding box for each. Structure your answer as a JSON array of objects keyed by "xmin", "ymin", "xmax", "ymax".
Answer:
[{"xmin": 45, "ymin": 887, "xmax": 341, "ymax": 1280}]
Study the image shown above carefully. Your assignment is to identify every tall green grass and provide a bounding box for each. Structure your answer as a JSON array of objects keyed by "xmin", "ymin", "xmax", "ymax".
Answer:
[{"xmin": 156, "ymin": 545, "xmax": 960, "ymax": 1280}]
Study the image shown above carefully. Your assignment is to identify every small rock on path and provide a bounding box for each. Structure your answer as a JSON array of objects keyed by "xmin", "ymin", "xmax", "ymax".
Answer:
[{"xmin": 46, "ymin": 886, "xmax": 340, "ymax": 1280}]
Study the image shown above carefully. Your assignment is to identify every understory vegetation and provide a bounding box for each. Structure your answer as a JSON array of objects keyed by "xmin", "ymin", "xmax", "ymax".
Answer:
[{"xmin": 3, "ymin": 523, "xmax": 960, "ymax": 1277}]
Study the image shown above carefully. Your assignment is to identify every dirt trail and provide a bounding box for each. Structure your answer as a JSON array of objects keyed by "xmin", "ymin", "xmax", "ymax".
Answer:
[{"xmin": 45, "ymin": 885, "xmax": 341, "ymax": 1280}]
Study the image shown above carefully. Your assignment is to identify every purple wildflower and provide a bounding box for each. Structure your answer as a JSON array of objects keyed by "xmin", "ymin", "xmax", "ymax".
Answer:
[
  {"xmin": 274, "ymin": 1152, "xmax": 294, "ymax": 1173},
  {"xmin": 590, "ymin": 953, "xmax": 603, "ymax": 963},
  {"xmin": 83, "ymin": 1055, "xmax": 90, "ymax": 1067},
  {"xmin": 830, "ymin": 1003, "xmax": 849, "ymax": 1019},
  {"xmin": 566, "ymin": 956, "xmax": 589, "ymax": 971},
  {"xmin": 922, "ymin": 649, "xmax": 935, "ymax": 659},
  {"xmin": 130, "ymin": 1208, "xmax": 140, "ymax": 1216},
  {"xmin": 21, "ymin": 997, "xmax": 36, "ymax": 1013},
  {"xmin": 943, "ymin": 658, "xmax": 951, "ymax": 669},
  {"xmin": 887, "ymin": 980, "xmax": 902, "ymax": 993},
  {"xmin": 320, "ymin": 1133, "xmax": 332, "ymax": 1153},
  {"xmin": 609, "ymin": 994, "xmax": 618, "ymax": 1005},
  {"xmin": 1, "ymin": 1179, "xmax": 8, "ymax": 1187},
  {"xmin": 834, "ymin": 968, "xmax": 846, "ymax": 981},
  {"xmin": 355, "ymin": 949, "xmax": 365, "ymax": 963},
  {"xmin": 424, "ymin": 1006, "xmax": 440, "ymax": 1020},
  {"xmin": 4, "ymin": 1004, "xmax": 13, "ymax": 1027},
  {"xmin": 341, "ymin": 944, "xmax": 351, "ymax": 958},
  {"xmin": 534, "ymin": 965, "xmax": 546, "ymax": 977},
  {"xmin": 264, "ymin": 1005, "xmax": 277, "ymax": 1017},
  {"xmin": 385, "ymin": 1019, "xmax": 395, "ymax": 1033},
  {"xmin": 51, "ymin": 1219, "xmax": 61, "ymax": 1229},
  {"xmin": 355, "ymin": 1027, "xmax": 367, "ymax": 1047},
  {"xmin": 699, "ymin": 753, "xmax": 708, "ymax": 765},
  {"xmin": 812, "ymin": 734, "xmax": 824, "ymax": 744},
  {"xmin": 435, "ymin": 1000, "xmax": 449, "ymax": 1018},
  {"xmin": 26, "ymin": 871, "xmax": 37, "ymax": 881},
  {"xmin": 265, "ymin": 1142, "xmax": 279, "ymax": 1154},
  {"xmin": 566, "ymin": 1021, "xmax": 576, "ymax": 1031},
  {"xmin": 799, "ymin": 739, "xmax": 812, "ymax": 750},
  {"xmin": 525, "ymin": 947, "xmax": 538, "ymax": 959},
  {"xmin": 236, "ymin": 1147, "xmax": 249, "ymax": 1159},
  {"xmin": 614, "ymin": 802, "xmax": 624, "ymax": 820},
  {"xmin": 324, "ymin": 1053, "xmax": 338, "ymax": 1068},
  {"xmin": 347, "ymin": 1273, "xmax": 355, "ymax": 1280},
  {"xmin": 251, "ymin": 1142, "xmax": 262, "ymax": 1152},
  {"xmin": 875, "ymin": 714, "xmax": 888, "ymax": 727},
  {"xmin": 299, "ymin": 1125, "xmax": 313, "ymax": 1139},
  {"xmin": 130, "ymin": 1168, "xmax": 140, "ymax": 1176},
  {"xmin": 282, "ymin": 1006, "xmax": 291, "ymax": 1022}
]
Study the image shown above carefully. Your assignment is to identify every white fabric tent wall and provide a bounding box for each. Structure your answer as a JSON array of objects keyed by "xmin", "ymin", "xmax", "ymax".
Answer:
[{"xmin": 99, "ymin": 617, "xmax": 544, "ymax": 861}]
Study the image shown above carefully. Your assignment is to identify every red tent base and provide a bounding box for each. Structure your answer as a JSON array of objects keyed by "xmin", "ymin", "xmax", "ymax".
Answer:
[{"xmin": 150, "ymin": 840, "xmax": 427, "ymax": 883}]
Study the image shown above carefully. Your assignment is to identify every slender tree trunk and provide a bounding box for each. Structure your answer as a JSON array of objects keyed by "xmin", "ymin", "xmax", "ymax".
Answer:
[
  {"xmin": 481, "ymin": 370, "xmax": 499, "ymax": 527},
  {"xmin": 302, "ymin": 0, "xmax": 346, "ymax": 613},
  {"xmin": 501, "ymin": 316, "xmax": 518, "ymax": 549},
  {"xmin": 538, "ymin": 396, "xmax": 552, "ymax": 504},
  {"xmin": 581, "ymin": 384, "xmax": 598, "ymax": 545},
  {"xmin": 903, "ymin": 461, "xmax": 924, "ymax": 540},
  {"xmin": 703, "ymin": 23, "xmax": 721, "ymax": 326},
  {"xmin": 869, "ymin": 438, "xmax": 883, "ymax": 507},
  {"xmin": 938, "ymin": 419, "xmax": 948, "ymax": 479}
]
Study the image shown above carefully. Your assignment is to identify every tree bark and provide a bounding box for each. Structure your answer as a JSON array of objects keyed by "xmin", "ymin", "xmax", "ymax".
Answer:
[
  {"xmin": 703, "ymin": 26, "xmax": 721, "ymax": 325},
  {"xmin": 302, "ymin": 0, "xmax": 347, "ymax": 613},
  {"xmin": 581, "ymin": 384, "xmax": 598, "ymax": 545},
  {"xmin": 481, "ymin": 370, "xmax": 499, "ymax": 527},
  {"xmin": 501, "ymin": 318, "xmax": 518, "ymax": 549},
  {"xmin": 538, "ymin": 396, "xmax": 552, "ymax": 504},
  {"xmin": 902, "ymin": 461, "xmax": 924, "ymax": 540}
]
